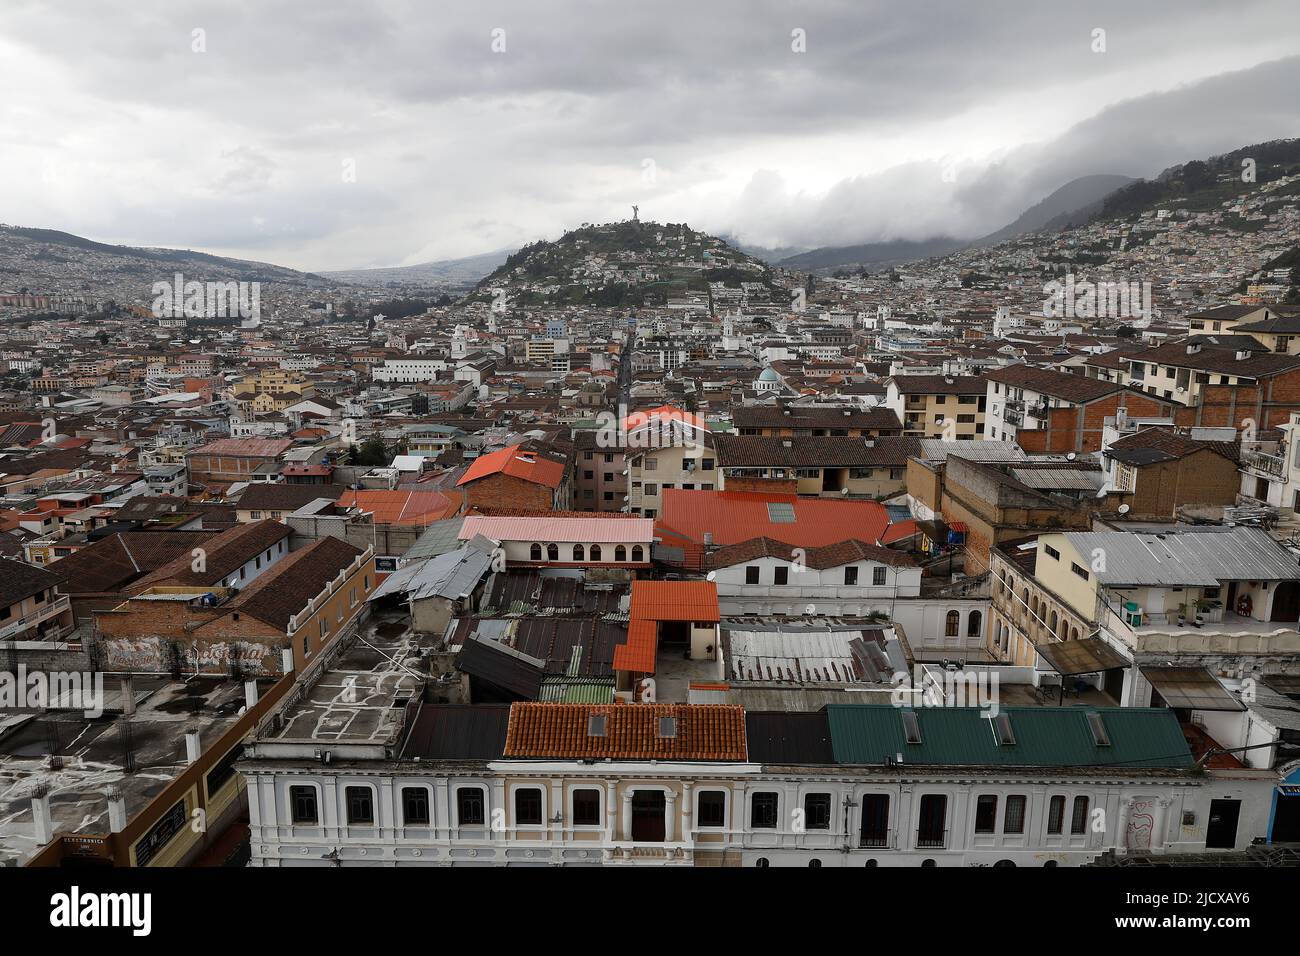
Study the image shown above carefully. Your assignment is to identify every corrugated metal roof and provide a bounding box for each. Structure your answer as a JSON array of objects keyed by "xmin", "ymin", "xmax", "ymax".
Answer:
[
  {"xmin": 918, "ymin": 439, "xmax": 1028, "ymax": 463},
  {"xmin": 725, "ymin": 628, "xmax": 892, "ymax": 684},
  {"xmin": 368, "ymin": 544, "xmax": 494, "ymax": 602},
  {"xmin": 1061, "ymin": 527, "xmax": 1300, "ymax": 586},
  {"xmin": 1010, "ymin": 467, "xmax": 1105, "ymax": 492},
  {"xmin": 826, "ymin": 705, "xmax": 1194, "ymax": 768}
]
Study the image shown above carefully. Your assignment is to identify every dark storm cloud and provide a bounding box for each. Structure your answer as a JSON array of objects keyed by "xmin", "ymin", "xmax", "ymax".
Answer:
[{"xmin": 1, "ymin": 0, "xmax": 1297, "ymax": 268}]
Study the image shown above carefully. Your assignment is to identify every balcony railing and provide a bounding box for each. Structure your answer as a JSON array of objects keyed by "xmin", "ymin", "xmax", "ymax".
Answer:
[
  {"xmin": 916, "ymin": 829, "xmax": 947, "ymax": 849},
  {"xmin": 0, "ymin": 594, "xmax": 71, "ymax": 641},
  {"xmin": 1242, "ymin": 448, "xmax": 1285, "ymax": 478}
]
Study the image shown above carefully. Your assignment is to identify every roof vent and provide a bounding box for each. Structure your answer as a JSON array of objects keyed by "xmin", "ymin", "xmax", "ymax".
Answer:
[
  {"xmin": 1085, "ymin": 712, "xmax": 1111, "ymax": 747},
  {"xmin": 901, "ymin": 710, "xmax": 922, "ymax": 744},
  {"xmin": 1186, "ymin": 343, "xmax": 1201, "ymax": 355},
  {"xmin": 782, "ymin": 439, "xmax": 792, "ymax": 448},
  {"xmin": 1235, "ymin": 350, "xmax": 1252, "ymax": 361},
  {"xmin": 657, "ymin": 716, "xmax": 677, "ymax": 739},
  {"xmin": 586, "ymin": 714, "xmax": 607, "ymax": 737}
]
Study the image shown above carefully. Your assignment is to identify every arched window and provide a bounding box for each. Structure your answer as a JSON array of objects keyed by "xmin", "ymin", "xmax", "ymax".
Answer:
[
  {"xmin": 573, "ymin": 544, "xmax": 584, "ymax": 562},
  {"xmin": 967, "ymin": 610, "xmax": 982, "ymax": 637},
  {"xmin": 614, "ymin": 545, "xmax": 627, "ymax": 562},
  {"xmin": 546, "ymin": 543, "xmax": 559, "ymax": 561},
  {"xmin": 1058, "ymin": 618, "xmax": 1067, "ymax": 639},
  {"xmin": 755, "ymin": 858, "xmax": 770, "ymax": 868},
  {"xmin": 1022, "ymin": 589, "xmax": 1030, "ymax": 614},
  {"xmin": 631, "ymin": 545, "xmax": 644, "ymax": 562},
  {"xmin": 1049, "ymin": 610, "xmax": 1058, "ymax": 633},
  {"xmin": 590, "ymin": 544, "xmax": 602, "ymax": 561},
  {"xmin": 945, "ymin": 610, "xmax": 959, "ymax": 637},
  {"xmin": 1070, "ymin": 627, "xmax": 1079, "ymax": 641},
  {"xmin": 530, "ymin": 543, "xmax": 542, "ymax": 561},
  {"xmin": 808, "ymin": 859, "xmax": 822, "ymax": 868}
]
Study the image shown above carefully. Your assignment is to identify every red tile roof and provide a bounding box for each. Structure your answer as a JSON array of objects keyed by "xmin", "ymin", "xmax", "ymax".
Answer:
[
  {"xmin": 503, "ymin": 702, "xmax": 746, "ymax": 761},
  {"xmin": 456, "ymin": 443, "xmax": 566, "ymax": 489}
]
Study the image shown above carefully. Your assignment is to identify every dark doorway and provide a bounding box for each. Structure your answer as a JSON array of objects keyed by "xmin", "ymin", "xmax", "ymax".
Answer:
[
  {"xmin": 1272, "ymin": 794, "xmax": 1300, "ymax": 842},
  {"xmin": 1271, "ymin": 581, "xmax": 1300, "ymax": 623},
  {"xmin": 860, "ymin": 794, "xmax": 890, "ymax": 848},
  {"xmin": 630, "ymin": 790, "xmax": 666, "ymax": 842},
  {"xmin": 658, "ymin": 620, "xmax": 689, "ymax": 648},
  {"xmin": 1205, "ymin": 798, "xmax": 1241, "ymax": 849}
]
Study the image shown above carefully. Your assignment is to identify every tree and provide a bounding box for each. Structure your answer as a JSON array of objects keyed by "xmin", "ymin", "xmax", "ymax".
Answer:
[{"xmin": 352, "ymin": 434, "xmax": 390, "ymax": 466}]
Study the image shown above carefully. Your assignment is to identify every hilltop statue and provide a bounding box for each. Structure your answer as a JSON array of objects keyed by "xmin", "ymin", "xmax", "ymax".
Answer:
[{"xmin": 631, "ymin": 204, "xmax": 639, "ymax": 221}]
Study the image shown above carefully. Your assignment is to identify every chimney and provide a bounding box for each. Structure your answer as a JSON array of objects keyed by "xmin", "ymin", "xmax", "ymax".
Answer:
[
  {"xmin": 107, "ymin": 788, "xmax": 127, "ymax": 833},
  {"xmin": 185, "ymin": 732, "xmax": 202, "ymax": 764},
  {"xmin": 281, "ymin": 648, "xmax": 294, "ymax": 673},
  {"xmin": 244, "ymin": 679, "xmax": 259, "ymax": 709},
  {"xmin": 703, "ymin": 531, "xmax": 714, "ymax": 547},
  {"xmin": 119, "ymin": 676, "xmax": 135, "ymax": 716}
]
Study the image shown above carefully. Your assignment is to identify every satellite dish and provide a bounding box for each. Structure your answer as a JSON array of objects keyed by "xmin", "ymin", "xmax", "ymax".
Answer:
[
  {"xmin": 1118, "ymin": 504, "xmax": 1130, "ymax": 515},
  {"xmin": 1066, "ymin": 452, "xmax": 1076, "ymax": 461},
  {"xmin": 706, "ymin": 570, "xmax": 716, "ymax": 582}
]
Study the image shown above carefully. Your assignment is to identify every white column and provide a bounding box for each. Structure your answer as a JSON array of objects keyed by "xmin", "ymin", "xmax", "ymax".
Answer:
[
  {"xmin": 665, "ymin": 791, "xmax": 677, "ymax": 843},
  {"xmin": 621, "ymin": 791, "xmax": 634, "ymax": 843}
]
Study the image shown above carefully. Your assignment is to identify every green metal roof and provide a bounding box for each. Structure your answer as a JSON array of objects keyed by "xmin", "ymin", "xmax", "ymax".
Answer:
[{"xmin": 825, "ymin": 706, "xmax": 1194, "ymax": 769}]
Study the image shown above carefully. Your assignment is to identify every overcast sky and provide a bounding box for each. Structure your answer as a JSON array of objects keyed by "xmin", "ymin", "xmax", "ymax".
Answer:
[{"xmin": 1, "ymin": 0, "xmax": 1298, "ymax": 272}]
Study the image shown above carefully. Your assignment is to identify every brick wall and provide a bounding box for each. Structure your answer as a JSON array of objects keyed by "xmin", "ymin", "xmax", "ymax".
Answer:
[{"xmin": 464, "ymin": 473, "xmax": 556, "ymax": 512}]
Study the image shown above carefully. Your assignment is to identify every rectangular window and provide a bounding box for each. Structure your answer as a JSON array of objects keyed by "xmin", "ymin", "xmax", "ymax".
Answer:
[
  {"xmin": 974, "ymin": 794, "xmax": 998, "ymax": 834},
  {"xmin": 290, "ymin": 786, "xmax": 318, "ymax": 825},
  {"xmin": 751, "ymin": 792, "xmax": 779, "ymax": 829},
  {"xmin": 514, "ymin": 787, "xmax": 543, "ymax": 826},
  {"xmin": 345, "ymin": 786, "xmax": 374, "ymax": 825},
  {"xmin": 402, "ymin": 787, "xmax": 430, "ymax": 826},
  {"xmin": 457, "ymin": 787, "xmax": 486, "ymax": 827},
  {"xmin": 1043, "ymin": 544, "xmax": 1060, "ymax": 560},
  {"xmin": 803, "ymin": 793, "xmax": 832, "ymax": 830},
  {"xmin": 1070, "ymin": 796, "xmax": 1089, "ymax": 834},
  {"xmin": 773, "ymin": 566, "xmax": 789, "ymax": 586},
  {"xmin": 873, "ymin": 566, "xmax": 887, "ymax": 586},
  {"xmin": 844, "ymin": 566, "xmax": 859, "ymax": 585},
  {"xmin": 745, "ymin": 566, "xmax": 760, "ymax": 585},
  {"xmin": 999, "ymin": 795, "xmax": 1028, "ymax": 835},
  {"xmin": 1071, "ymin": 563, "xmax": 1089, "ymax": 581},
  {"xmin": 1047, "ymin": 795, "xmax": 1066, "ymax": 835},
  {"xmin": 917, "ymin": 794, "xmax": 947, "ymax": 847},
  {"xmin": 697, "ymin": 790, "xmax": 726, "ymax": 828},
  {"xmin": 572, "ymin": 788, "xmax": 601, "ymax": 826}
]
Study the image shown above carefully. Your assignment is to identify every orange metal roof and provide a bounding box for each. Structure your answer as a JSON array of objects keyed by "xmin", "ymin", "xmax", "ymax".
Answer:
[
  {"xmin": 456, "ymin": 443, "xmax": 565, "ymax": 489},
  {"xmin": 613, "ymin": 580, "xmax": 719, "ymax": 674},
  {"xmin": 336, "ymin": 489, "xmax": 459, "ymax": 526},
  {"xmin": 503, "ymin": 702, "xmax": 747, "ymax": 761},
  {"xmin": 657, "ymin": 490, "xmax": 901, "ymax": 551}
]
